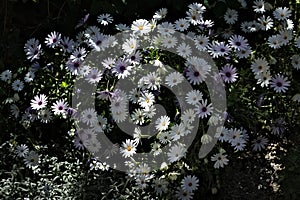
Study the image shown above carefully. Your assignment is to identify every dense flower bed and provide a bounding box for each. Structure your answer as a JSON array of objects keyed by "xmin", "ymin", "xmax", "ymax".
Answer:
[{"xmin": 0, "ymin": 0, "xmax": 299, "ymax": 199}]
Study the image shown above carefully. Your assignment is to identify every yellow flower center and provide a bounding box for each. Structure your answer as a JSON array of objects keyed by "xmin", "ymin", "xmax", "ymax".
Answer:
[{"xmin": 138, "ymin": 25, "xmax": 144, "ymax": 30}]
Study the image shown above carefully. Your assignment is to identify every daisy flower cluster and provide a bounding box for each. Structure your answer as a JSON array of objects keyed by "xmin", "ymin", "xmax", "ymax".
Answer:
[{"xmin": 0, "ymin": 0, "xmax": 299, "ymax": 199}]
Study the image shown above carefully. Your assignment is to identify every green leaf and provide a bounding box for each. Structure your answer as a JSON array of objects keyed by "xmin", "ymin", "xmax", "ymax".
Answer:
[{"xmin": 61, "ymin": 81, "xmax": 68, "ymax": 88}]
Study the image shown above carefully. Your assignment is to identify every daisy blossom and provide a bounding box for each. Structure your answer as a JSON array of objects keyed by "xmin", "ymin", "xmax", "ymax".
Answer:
[
  {"xmin": 167, "ymin": 143, "xmax": 187, "ymax": 163},
  {"xmin": 252, "ymin": 136, "xmax": 269, "ymax": 151},
  {"xmin": 23, "ymin": 150, "xmax": 40, "ymax": 168},
  {"xmin": 181, "ymin": 175, "xmax": 199, "ymax": 192},
  {"xmin": 165, "ymin": 71, "xmax": 184, "ymax": 87},
  {"xmin": 195, "ymin": 99, "xmax": 213, "ymax": 119},
  {"xmin": 81, "ymin": 108, "xmax": 98, "ymax": 126},
  {"xmin": 12, "ymin": 79, "xmax": 24, "ymax": 91},
  {"xmin": 0, "ymin": 70, "xmax": 12, "ymax": 82},
  {"xmin": 211, "ymin": 152, "xmax": 229, "ymax": 168},
  {"xmin": 97, "ymin": 14, "xmax": 113, "ymax": 26},
  {"xmin": 120, "ymin": 139, "xmax": 137, "ymax": 158},
  {"xmin": 51, "ymin": 99, "xmax": 68, "ymax": 115},
  {"xmin": 30, "ymin": 94, "xmax": 48, "ymax": 110},
  {"xmin": 155, "ymin": 115, "xmax": 170, "ymax": 132},
  {"xmin": 45, "ymin": 31, "xmax": 61, "ymax": 48},
  {"xmin": 15, "ymin": 144, "xmax": 29, "ymax": 158},
  {"xmin": 270, "ymin": 74, "xmax": 290, "ymax": 93},
  {"xmin": 220, "ymin": 64, "xmax": 238, "ymax": 83},
  {"xmin": 131, "ymin": 19, "xmax": 152, "ymax": 35},
  {"xmin": 153, "ymin": 8, "xmax": 168, "ymax": 20},
  {"xmin": 185, "ymin": 90, "xmax": 203, "ymax": 105},
  {"xmin": 273, "ymin": 7, "xmax": 292, "ymax": 21},
  {"xmin": 176, "ymin": 43, "xmax": 192, "ymax": 58},
  {"xmin": 224, "ymin": 9, "xmax": 238, "ymax": 24}
]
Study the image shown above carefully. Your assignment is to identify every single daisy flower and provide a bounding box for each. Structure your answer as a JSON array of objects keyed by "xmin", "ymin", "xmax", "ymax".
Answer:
[
  {"xmin": 131, "ymin": 19, "xmax": 152, "ymax": 35},
  {"xmin": 97, "ymin": 13, "xmax": 113, "ymax": 26},
  {"xmin": 45, "ymin": 31, "xmax": 61, "ymax": 48},
  {"xmin": 252, "ymin": 136, "xmax": 268, "ymax": 151},
  {"xmin": 51, "ymin": 99, "xmax": 68, "ymax": 115},
  {"xmin": 194, "ymin": 99, "xmax": 213, "ymax": 119},
  {"xmin": 211, "ymin": 152, "xmax": 229, "ymax": 168},
  {"xmin": 30, "ymin": 94, "xmax": 48, "ymax": 110},
  {"xmin": 15, "ymin": 144, "xmax": 29, "ymax": 158},
  {"xmin": 270, "ymin": 74, "xmax": 290, "ymax": 93},
  {"xmin": 181, "ymin": 175, "xmax": 199, "ymax": 192},
  {"xmin": 155, "ymin": 115, "xmax": 170, "ymax": 132},
  {"xmin": 120, "ymin": 139, "xmax": 137, "ymax": 158}
]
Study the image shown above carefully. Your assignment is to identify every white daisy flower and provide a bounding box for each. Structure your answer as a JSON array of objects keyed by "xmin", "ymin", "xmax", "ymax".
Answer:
[
  {"xmin": 157, "ymin": 22, "xmax": 175, "ymax": 36},
  {"xmin": 251, "ymin": 58, "xmax": 270, "ymax": 74},
  {"xmin": 152, "ymin": 178, "xmax": 168, "ymax": 196},
  {"xmin": 185, "ymin": 56, "xmax": 211, "ymax": 84},
  {"xmin": 30, "ymin": 94, "xmax": 48, "ymax": 110},
  {"xmin": 252, "ymin": 136, "xmax": 268, "ymax": 151},
  {"xmin": 24, "ymin": 71, "xmax": 35, "ymax": 82},
  {"xmin": 131, "ymin": 19, "xmax": 152, "ymax": 35},
  {"xmin": 122, "ymin": 37, "xmax": 138, "ymax": 54},
  {"xmin": 51, "ymin": 99, "xmax": 68, "ymax": 115},
  {"xmin": 0, "ymin": 70, "xmax": 12, "ymax": 82},
  {"xmin": 255, "ymin": 70, "xmax": 271, "ymax": 87},
  {"xmin": 97, "ymin": 13, "xmax": 113, "ymax": 26},
  {"xmin": 268, "ymin": 35, "xmax": 283, "ymax": 49},
  {"xmin": 257, "ymin": 15, "xmax": 273, "ymax": 30},
  {"xmin": 185, "ymin": 90, "xmax": 203, "ymax": 105},
  {"xmin": 85, "ymin": 68, "xmax": 103, "ymax": 84},
  {"xmin": 195, "ymin": 99, "xmax": 213, "ymax": 119},
  {"xmin": 220, "ymin": 64, "xmax": 238, "ymax": 83},
  {"xmin": 81, "ymin": 108, "xmax": 98, "ymax": 126},
  {"xmin": 181, "ymin": 108, "xmax": 196, "ymax": 124},
  {"xmin": 253, "ymin": 0, "xmax": 266, "ymax": 13},
  {"xmin": 60, "ymin": 36, "xmax": 75, "ymax": 53},
  {"xmin": 138, "ymin": 92, "xmax": 155, "ymax": 108},
  {"xmin": 270, "ymin": 74, "xmax": 291, "ymax": 93},
  {"xmin": 224, "ymin": 8, "xmax": 238, "ymax": 24},
  {"xmin": 211, "ymin": 152, "xmax": 229, "ymax": 168},
  {"xmin": 153, "ymin": 8, "xmax": 168, "ymax": 20},
  {"xmin": 165, "ymin": 71, "xmax": 184, "ymax": 87},
  {"xmin": 24, "ymin": 38, "xmax": 42, "ymax": 61},
  {"xmin": 181, "ymin": 175, "xmax": 199, "ymax": 192},
  {"xmin": 112, "ymin": 59, "xmax": 132, "ymax": 79},
  {"xmin": 176, "ymin": 43, "xmax": 192, "ymax": 58},
  {"xmin": 170, "ymin": 123, "xmax": 186, "ymax": 141},
  {"xmin": 45, "ymin": 31, "xmax": 61, "ymax": 48},
  {"xmin": 279, "ymin": 29, "xmax": 293, "ymax": 45},
  {"xmin": 273, "ymin": 7, "xmax": 292, "ymax": 21},
  {"xmin": 23, "ymin": 150, "xmax": 40, "ymax": 168},
  {"xmin": 120, "ymin": 139, "xmax": 137, "ymax": 158},
  {"xmin": 143, "ymin": 72, "xmax": 161, "ymax": 90},
  {"xmin": 176, "ymin": 188, "xmax": 194, "ymax": 200},
  {"xmin": 12, "ymin": 79, "xmax": 24, "ymax": 92},
  {"xmin": 291, "ymin": 54, "xmax": 300, "ymax": 70},
  {"xmin": 167, "ymin": 143, "xmax": 187, "ymax": 163},
  {"xmin": 194, "ymin": 34, "xmax": 209, "ymax": 51},
  {"xmin": 143, "ymin": 105, "xmax": 156, "ymax": 118},
  {"xmin": 15, "ymin": 144, "xmax": 29, "ymax": 158},
  {"xmin": 131, "ymin": 108, "xmax": 145, "ymax": 125},
  {"xmin": 38, "ymin": 109, "xmax": 52, "ymax": 123},
  {"xmin": 161, "ymin": 35, "xmax": 178, "ymax": 48},
  {"xmin": 158, "ymin": 131, "xmax": 171, "ymax": 144},
  {"xmin": 155, "ymin": 115, "xmax": 170, "ymax": 132},
  {"xmin": 174, "ymin": 18, "xmax": 190, "ymax": 31},
  {"xmin": 228, "ymin": 35, "xmax": 249, "ymax": 51},
  {"xmin": 10, "ymin": 104, "xmax": 19, "ymax": 118}
]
